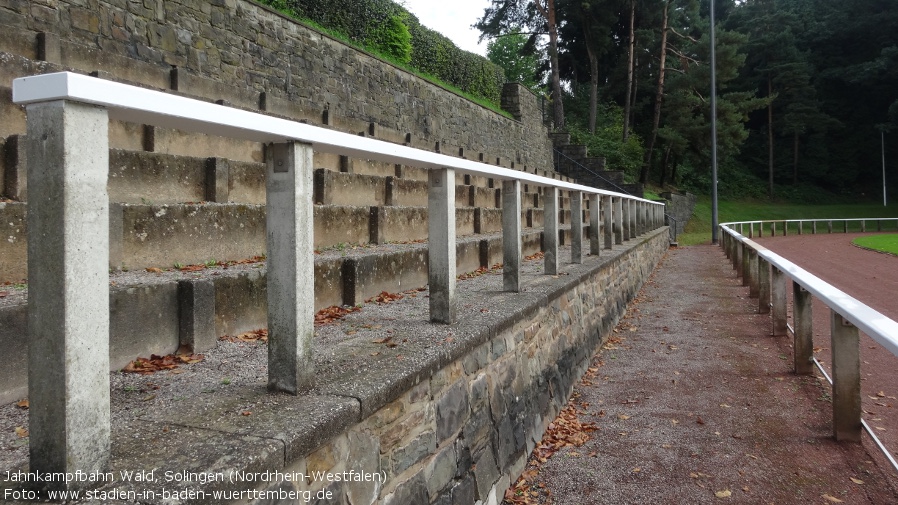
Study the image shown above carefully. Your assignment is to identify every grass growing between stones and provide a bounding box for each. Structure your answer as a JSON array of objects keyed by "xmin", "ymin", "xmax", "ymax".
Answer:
[
  {"xmin": 852, "ymin": 234, "xmax": 898, "ymax": 256},
  {"xmin": 678, "ymin": 196, "xmax": 898, "ymax": 246}
]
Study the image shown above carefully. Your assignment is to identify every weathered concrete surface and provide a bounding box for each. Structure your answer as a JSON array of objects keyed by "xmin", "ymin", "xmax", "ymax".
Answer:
[
  {"xmin": 25, "ymin": 100, "xmax": 110, "ymax": 484},
  {"xmin": 532, "ymin": 245, "xmax": 898, "ymax": 504},
  {"xmin": 0, "ymin": 227, "xmax": 667, "ymax": 504}
]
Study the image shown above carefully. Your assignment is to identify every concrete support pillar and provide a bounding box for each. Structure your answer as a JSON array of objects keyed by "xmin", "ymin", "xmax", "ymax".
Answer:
[
  {"xmin": 603, "ymin": 195, "xmax": 614, "ymax": 249},
  {"xmin": 502, "ymin": 180, "xmax": 522, "ymax": 292},
  {"xmin": 831, "ymin": 311, "xmax": 861, "ymax": 442},
  {"xmin": 266, "ymin": 141, "xmax": 315, "ymax": 394},
  {"xmin": 734, "ymin": 236, "xmax": 742, "ymax": 272},
  {"xmin": 741, "ymin": 243, "xmax": 751, "ymax": 286},
  {"xmin": 589, "ymin": 194, "xmax": 600, "ymax": 256},
  {"xmin": 748, "ymin": 248, "xmax": 760, "ymax": 298},
  {"xmin": 570, "ymin": 191, "xmax": 582, "ymax": 264},
  {"xmin": 205, "ymin": 157, "xmax": 230, "ymax": 203},
  {"xmin": 177, "ymin": 279, "xmax": 216, "ymax": 353},
  {"xmin": 793, "ymin": 283, "xmax": 813, "ymax": 375},
  {"xmin": 758, "ymin": 257, "xmax": 770, "ymax": 314},
  {"xmin": 544, "ymin": 187, "xmax": 559, "ymax": 275},
  {"xmin": 621, "ymin": 199, "xmax": 630, "ymax": 241},
  {"xmin": 628, "ymin": 200, "xmax": 636, "ymax": 238},
  {"xmin": 613, "ymin": 197, "xmax": 623, "ymax": 245},
  {"xmin": 428, "ymin": 168, "xmax": 457, "ymax": 323},
  {"xmin": 772, "ymin": 267, "xmax": 788, "ymax": 336},
  {"xmin": 26, "ymin": 101, "xmax": 111, "ymax": 484},
  {"xmin": 634, "ymin": 201, "xmax": 640, "ymax": 235}
]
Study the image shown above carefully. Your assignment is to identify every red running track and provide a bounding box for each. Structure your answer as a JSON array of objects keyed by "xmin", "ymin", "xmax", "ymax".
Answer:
[{"xmin": 752, "ymin": 232, "xmax": 898, "ymax": 471}]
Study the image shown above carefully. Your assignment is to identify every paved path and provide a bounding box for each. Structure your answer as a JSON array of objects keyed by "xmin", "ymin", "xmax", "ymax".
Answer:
[{"xmin": 521, "ymin": 244, "xmax": 898, "ymax": 504}]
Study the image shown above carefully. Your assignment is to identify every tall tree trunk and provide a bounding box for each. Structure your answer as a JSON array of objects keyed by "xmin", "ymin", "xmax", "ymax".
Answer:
[
  {"xmin": 586, "ymin": 42, "xmax": 598, "ymax": 134},
  {"xmin": 641, "ymin": 0, "xmax": 669, "ymax": 185},
  {"xmin": 541, "ymin": 0, "xmax": 565, "ymax": 130},
  {"xmin": 622, "ymin": 0, "xmax": 636, "ymax": 142},
  {"xmin": 630, "ymin": 56, "xmax": 638, "ymax": 130},
  {"xmin": 660, "ymin": 144, "xmax": 672, "ymax": 187},
  {"xmin": 767, "ymin": 76, "xmax": 774, "ymax": 198},
  {"xmin": 792, "ymin": 132, "xmax": 799, "ymax": 184}
]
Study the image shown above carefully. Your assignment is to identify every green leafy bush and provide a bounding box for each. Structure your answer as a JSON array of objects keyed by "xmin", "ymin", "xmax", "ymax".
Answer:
[
  {"xmin": 565, "ymin": 103, "xmax": 644, "ymax": 181},
  {"xmin": 367, "ymin": 13, "xmax": 412, "ymax": 64},
  {"xmin": 265, "ymin": 0, "xmax": 505, "ymax": 104}
]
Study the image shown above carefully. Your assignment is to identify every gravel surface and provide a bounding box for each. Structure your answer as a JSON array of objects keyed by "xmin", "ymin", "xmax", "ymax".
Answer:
[
  {"xmin": 0, "ymin": 245, "xmax": 571, "ymax": 476},
  {"xmin": 521, "ymin": 245, "xmax": 898, "ymax": 504}
]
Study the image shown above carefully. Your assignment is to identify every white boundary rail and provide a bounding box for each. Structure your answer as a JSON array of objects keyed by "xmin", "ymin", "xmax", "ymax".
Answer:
[
  {"xmin": 720, "ymin": 219, "xmax": 898, "ymax": 471},
  {"xmin": 12, "ymin": 71, "xmax": 665, "ymax": 485}
]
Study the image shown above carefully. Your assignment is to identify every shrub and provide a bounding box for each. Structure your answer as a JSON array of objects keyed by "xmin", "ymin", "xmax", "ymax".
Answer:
[{"xmin": 272, "ymin": 0, "xmax": 506, "ymax": 105}]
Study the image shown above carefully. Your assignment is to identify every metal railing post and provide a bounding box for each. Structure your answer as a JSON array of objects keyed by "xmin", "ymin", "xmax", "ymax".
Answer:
[
  {"xmin": 428, "ymin": 168, "xmax": 457, "ymax": 323},
  {"xmin": 831, "ymin": 311, "xmax": 862, "ymax": 442},
  {"xmin": 25, "ymin": 100, "xmax": 112, "ymax": 486},
  {"xmin": 793, "ymin": 283, "xmax": 813, "ymax": 375},
  {"xmin": 502, "ymin": 180, "xmax": 522, "ymax": 292},
  {"xmin": 267, "ymin": 142, "xmax": 316, "ymax": 394}
]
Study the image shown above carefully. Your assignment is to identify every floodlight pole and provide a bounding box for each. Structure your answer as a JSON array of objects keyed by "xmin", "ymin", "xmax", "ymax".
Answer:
[
  {"xmin": 883, "ymin": 129, "xmax": 887, "ymax": 207},
  {"xmin": 710, "ymin": 0, "xmax": 720, "ymax": 244}
]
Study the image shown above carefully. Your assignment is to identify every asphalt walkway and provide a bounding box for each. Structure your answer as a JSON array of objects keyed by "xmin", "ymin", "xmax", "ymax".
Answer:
[{"xmin": 515, "ymin": 244, "xmax": 898, "ymax": 505}]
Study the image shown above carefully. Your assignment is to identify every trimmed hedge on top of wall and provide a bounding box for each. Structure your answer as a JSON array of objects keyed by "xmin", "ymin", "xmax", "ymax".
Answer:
[{"xmin": 261, "ymin": 0, "xmax": 506, "ymax": 105}]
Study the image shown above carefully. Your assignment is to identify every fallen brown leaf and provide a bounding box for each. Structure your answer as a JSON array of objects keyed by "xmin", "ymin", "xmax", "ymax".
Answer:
[
  {"xmin": 15, "ymin": 398, "xmax": 28, "ymax": 409},
  {"xmin": 715, "ymin": 490, "xmax": 732, "ymax": 498},
  {"xmin": 822, "ymin": 494, "xmax": 844, "ymax": 503},
  {"xmin": 850, "ymin": 477, "xmax": 864, "ymax": 485},
  {"xmin": 14, "ymin": 426, "xmax": 28, "ymax": 438}
]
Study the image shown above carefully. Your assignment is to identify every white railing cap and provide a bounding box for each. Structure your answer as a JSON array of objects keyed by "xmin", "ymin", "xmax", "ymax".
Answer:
[
  {"xmin": 720, "ymin": 224, "xmax": 898, "ymax": 357},
  {"xmin": 13, "ymin": 72, "xmax": 662, "ymax": 205}
]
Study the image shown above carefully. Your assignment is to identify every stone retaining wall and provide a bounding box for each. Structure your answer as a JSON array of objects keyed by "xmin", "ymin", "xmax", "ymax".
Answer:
[
  {"xmin": 256, "ymin": 229, "xmax": 670, "ymax": 504},
  {"xmin": 0, "ymin": 0, "xmax": 552, "ymax": 172},
  {"xmin": 660, "ymin": 191, "xmax": 697, "ymax": 236}
]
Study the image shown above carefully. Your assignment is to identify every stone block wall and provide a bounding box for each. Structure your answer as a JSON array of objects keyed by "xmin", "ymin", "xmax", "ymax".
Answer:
[
  {"xmin": 257, "ymin": 229, "xmax": 670, "ymax": 504},
  {"xmin": 0, "ymin": 0, "xmax": 553, "ymax": 170},
  {"xmin": 660, "ymin": 191, "xmax": 697, "ymax": 235}
]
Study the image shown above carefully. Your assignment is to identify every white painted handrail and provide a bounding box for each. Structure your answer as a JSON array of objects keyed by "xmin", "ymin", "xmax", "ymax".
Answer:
[
  {"xmin": 13, "ymin": 71, "xmax": 667, "ymax": 483},
  {"xmin": 719, "ymin": 220, "xmax": 898, "ymax": 455},
  {"xmin": 12, "ymin": 72, "xmax": 662, "ymax": 205},
  {"xmin": 720, "ymin": 224, "xmax": 898, "ymax": 356}
]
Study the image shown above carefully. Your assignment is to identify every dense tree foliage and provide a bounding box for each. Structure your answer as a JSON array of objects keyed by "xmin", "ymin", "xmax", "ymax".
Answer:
[{"xmin": 478, "ymin": 0, "xmax": 898, "ymax": 200}]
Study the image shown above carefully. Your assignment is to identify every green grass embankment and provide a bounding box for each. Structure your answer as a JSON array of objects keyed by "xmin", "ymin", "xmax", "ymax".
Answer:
[
  {"xmin": 852, "ymin": 234, "xmax": 898, "ymax": 256},
  {"xmin": 678, "ymin": 196, "xmax": 898, "ymax": 246}
]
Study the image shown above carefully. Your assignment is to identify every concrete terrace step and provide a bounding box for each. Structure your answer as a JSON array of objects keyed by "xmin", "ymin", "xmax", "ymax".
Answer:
[
  {"xmin": 0, "ymin": 229, "xmax": 668, "ymax": 504},
  {"xmin": 0, "ymin": 225, "xmax": 599, "ymax": 405},
  {"xmin": 1, "ymin": 202, "xmax": 603, "ymax": 281}
]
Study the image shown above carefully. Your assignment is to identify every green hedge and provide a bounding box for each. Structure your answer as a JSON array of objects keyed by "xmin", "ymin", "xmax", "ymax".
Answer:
[{"xmin": 263, "ymin": 0, "xmax": 505, "ymax": 104}]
